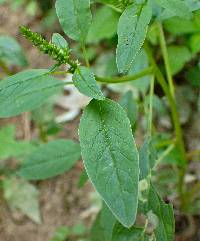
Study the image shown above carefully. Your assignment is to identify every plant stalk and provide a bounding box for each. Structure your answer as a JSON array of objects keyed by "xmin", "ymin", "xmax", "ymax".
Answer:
[
  {"xmin": 144, "ymin": 43, "xmax": 187, "ymax": 209},
  {"xmin": 96, "ymin": 66, "xmax": 153, "ymax": 83}
]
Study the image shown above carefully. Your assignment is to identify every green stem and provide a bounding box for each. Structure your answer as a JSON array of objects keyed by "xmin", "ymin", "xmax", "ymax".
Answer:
[
  {"xmin": 145, "ymin": 44, "xmax": 186, "ymax": 158},
  {"xmin": 81, "ymin": 44, "xmax": 90, "ymax": 68},
  {"xmin": 144, "ymin": 43, "xmax": 187, "ymax": 209},
  {"xmin": 96, "ymin": 66, "xmax": 153, "ymax": 83},
  {"xmin": 157, "ymin": 23, "xmax": 175, "ymax": 98},
  {"xmin": 51, "ymin": 66, "xmax": 153, "ymax": 84},
  {"xmin": 148, "ymin": 75, "xmax": 155, "ymax": 136}
]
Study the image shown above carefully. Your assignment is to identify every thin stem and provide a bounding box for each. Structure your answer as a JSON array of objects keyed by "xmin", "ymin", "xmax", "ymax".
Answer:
[
  {"xmin": 51, "ymin": 70, "xmax": 69, "ymax": 75},
  {"xmin": 96, "ymin": 66, "xmax": 153, "ymax": 83},
  {"xmin": 148, "ymin": 75, "xmax": 155, "ymax": 136},
  {"xmin": 81, "ymin": 44, "xmax": 90, "ymax": 68},
  {"xmin": 156, "ymin": 143, "xmax": 175, "ymax": 165},
  {"xmin": 144, "ymin": 43, "xmax": 187, "ymax": 209},
  {"xmin": 144, "ymin": 44, "xmax": 186, "ymax": 159},
  {"xmin": 157, "ymin": 23, "xmax": 175, "ymax": 98},
  {"xmin": 51, "ymin": 66, "xmax": 153, "ymax": 84}
]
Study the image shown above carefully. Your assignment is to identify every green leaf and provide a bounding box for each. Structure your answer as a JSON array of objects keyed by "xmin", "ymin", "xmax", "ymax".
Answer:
[
  {"xmin": 55, "ymin": 0, "xmax": 92, "ymax": 42},
  {"xmin": 87, "ymin": 6, "xmax": 119, "ymax": 44},
  {"xmin": 91, "ymin": 203, "xmax": 116, "ymax": 241},
  {"xmin": 119, "ymin": 90, "xmax": 138, "ymax": 127},
  {"xmin": 148, "ymin": 185, "xmax": 175, "ymax": 241},
  {"xmin": 0, "ymin": 35, "xmax": 28, "ymax": 66},
  {"xmin": 73, "ymin": 66, "xmax": 104, "ymax": 100},
  {"xmin": 116, "ymin": 3, "xmax": 152, "ymax": 73},
  {"xmin": 139, "ymin": 138, "xmax": 157, "ymax": 180},
  {"xmin": 168, "ymin": 46, "xmax": 191, "ymax": 75},
  {"xmin": 0, "ymin": 69, "xmax": 63, "ymax": 117},
  {"xmin": 79, "ymin": 99, "xmax": 139, "ymax": 227},
  {"xmin": 3, "ymin": 177, "xmax": 41, "ymax": 223},
  {"xmin": 156, "ymin": 0, "xmax": 192, "ymax": 19},
  {"xmin": 52, "ymin": 33, "xmax": 68, "ymax": 48},
  {"xmin": 112, "ymin": 222, "xmax": 148, "ymax": 241},
  {"xmin": 0, "ymin": 125, "xmax": 35, "ymax": 160},
  {"xmin": 18, "ymin": 139, "xmax": 81, "ymax": 180}
]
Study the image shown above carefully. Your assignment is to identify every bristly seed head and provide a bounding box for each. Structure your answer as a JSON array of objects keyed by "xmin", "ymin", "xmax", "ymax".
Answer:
[{"xmin": 20, "ymin": 26, "xmax": 78, "ymax": 71}]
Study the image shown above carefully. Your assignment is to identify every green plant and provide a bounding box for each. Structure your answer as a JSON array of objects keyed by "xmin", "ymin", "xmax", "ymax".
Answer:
[{"xmin": 0, "ymin": 0, "xmax": 200, "ymax": 240}]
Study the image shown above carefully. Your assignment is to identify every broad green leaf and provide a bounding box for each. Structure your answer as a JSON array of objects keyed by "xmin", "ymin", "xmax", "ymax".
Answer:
[
  {"xmin": 18, "ymin": 139, "xmax": 81, "ymax": 180},
  {"xmin": 148, "ymin": 185, "xmax": 175, "ymax": 241},
  {"xmin": 112, "ymin": 222, "xmax": 148, "ymax": 241},
  {"xmin": 79, "ymin": 99, "xmax": 139, "ymax": 227},
  {"xmin": 186, "ymin": 67, "xmax": 200, "ymax": 87},
  {"xmin": 116, "ymin": 3, "xmax": 152, "ymax": 73},
  {"xmin": 119, "ymin": 90, "xmax": 138, "ymax": 127},
  {"xmin": 139, "ymin": 138, "xmax": 157, "ymax": 180},
  {"xmin": 52, "ymin": 33, "xmax": 68, "ymax": 48},
  {"xmin": 0, "ymin": 125, "xmax": 35, "ymax": 160},
  {"xmin": 0, "ymin": 69, "xmax": 63, "ymax": 117},
  {"xmin": 55, "ymin": 0, "xmax": 92, "ymax": 42},
  {"xmin": 156, "ymin": 0, "xmax": 192, "ymax": 19},
  {"xmin": 73, "ymin": 66, "xmax": 104, "ymax": 100},
  {"xmin": 87, "ymin": 6, "xmax": 119, "ymax": 43},
  {"xmin": 3, "ymin": 177, "xmax": 41, "ymax": 223},
  {"xmin": 91, "ymin": 203, "xmax": 116, "ymax": 241},
  {"xmin": 0, "ymin": 35, "xmax": 27, "ymax": 66},
  {"xmin": 168, "ymin": 46, "xmax": 191, "ymax": 75}
]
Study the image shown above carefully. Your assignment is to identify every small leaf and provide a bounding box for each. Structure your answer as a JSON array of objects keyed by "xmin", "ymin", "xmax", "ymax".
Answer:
[
  {"xmin": 116, "ymin": 3, "xmax": 152, "ymax": 73},
  {"xmin": 3, "ymin": 177, "xmax": 41, "ymax": 223},
  {"xmin": 148, "ymin": 185, "xmax": 175, "ymax": 241},
  {"xmin": 55, "ymin": 0, "xmax": 92, "ymax": 42},
  {"xmin": 0, "ymin": 35, "xmax": 28, "ymax": 66},
  {"xmin": 18, "ymin": 139, "xmax": 81, "ymax": 180},
  {"xmin": 79, "ymin": 99, "xmax": 139, "ymax": 227},
  {"xmin": 119, "ymin": 90, "xmax": 138, "ymax": 127},
  {"xmin": 52, "ymin": 33, "xmax": 68, "ymax": 48},
  {"xmin": 91, "ymin": 203, "xmax": 116, "ymax": 241},
  {"xmin": 73, "ymin": 66, "xmax": 104, "ymax": 100},
  {"xmin": 0, "ymin": 69, "xmax": 63, "ymax": 117},
  {"xmin": 112, "ymin": 222, "xmax": 148, "ymax": 241}
]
